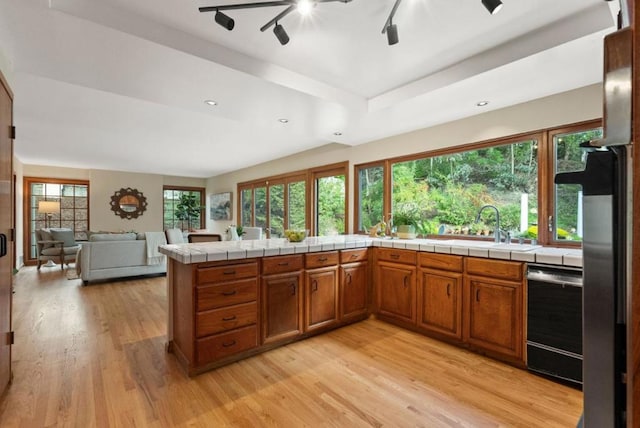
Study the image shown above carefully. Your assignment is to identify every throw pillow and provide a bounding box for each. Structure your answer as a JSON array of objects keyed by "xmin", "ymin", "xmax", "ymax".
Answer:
[
  {"xmin": 38, "ymin": 229, "xmax": 54, "ymax": 249},
  {"xmin": 50, "ymin": 229, "xmax": 76, "ymax": 247}
]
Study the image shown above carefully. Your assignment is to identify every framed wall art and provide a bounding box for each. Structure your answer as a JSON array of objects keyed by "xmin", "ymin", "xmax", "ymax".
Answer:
[{"xmin": 210, "ymin": 192, "xmax": 232, "ymax": 220}]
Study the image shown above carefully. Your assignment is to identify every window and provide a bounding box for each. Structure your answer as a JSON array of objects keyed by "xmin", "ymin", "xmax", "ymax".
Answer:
[
  {"xmin": 390, "ymin": 137, "xmax": 538, "ymax": 238},
  {"xmin": 239, "ymin": 174, "xmax": 308, "ymax": 238},
  {"xmin": 25, "ymin": 178, "xmax": 89, "ymax": 262},
  {"xmin": 238, "ymin": 163, "xmax": 346, "ymax": 238},
  {"xmin": 354, "ymin": 119, "xmax": 602, "ymax": 246},
  {"xmin": 163, "ymin": 186, "xmax": 205, "ymax": 231},
  {"xmin": 313, "ymin": 164, "xmax": 348, "ymax": 236},
  {"xmin": 355, "ymin": 163, "xmax": 385, "ymax": 233},
  {"xmin": 549, "ymin": 124, "xmax": 603, "ymax": 243}
]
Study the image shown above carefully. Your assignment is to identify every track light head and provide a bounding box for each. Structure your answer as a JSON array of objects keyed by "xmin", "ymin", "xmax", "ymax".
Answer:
[
  {"xmin": 481, "ymin": 0, "xmax": 503, "ymax": 15},
  {"xmin": 386, "ymin": 23, "xmax": 398, "ymax": 46},
  {"xmin": 215, "ymin": 10, "xmax": 235, "ymax": 30},
  {"xmin": 273, "ymin": 22, "xmax": 290, "ymax": 45}
]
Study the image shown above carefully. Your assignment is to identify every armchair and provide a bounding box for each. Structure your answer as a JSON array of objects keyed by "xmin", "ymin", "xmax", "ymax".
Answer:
[{"xmin": 35, "ymin": 228, "xmax": 81, "ymax": 270}]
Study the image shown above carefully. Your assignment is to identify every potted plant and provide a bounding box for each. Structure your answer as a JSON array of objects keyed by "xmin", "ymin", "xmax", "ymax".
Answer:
[
  {"xmin": 393, "ymin": 203, "xmax": 420, "ymax": 239},
  {"xmin": 175, "ymin": 194, "xmax": 202, "ymax": 231}
]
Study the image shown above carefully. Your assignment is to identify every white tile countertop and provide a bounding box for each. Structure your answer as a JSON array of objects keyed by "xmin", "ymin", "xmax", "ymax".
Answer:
[{"xmin": 158, "ymin": 235, "xmax": 583, "ymax": 267}]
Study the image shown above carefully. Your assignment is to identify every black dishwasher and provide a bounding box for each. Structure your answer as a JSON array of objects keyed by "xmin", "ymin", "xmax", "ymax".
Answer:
[{"xmin": 527, "ymin": 264, "xmax": 583, "ymax": 386}]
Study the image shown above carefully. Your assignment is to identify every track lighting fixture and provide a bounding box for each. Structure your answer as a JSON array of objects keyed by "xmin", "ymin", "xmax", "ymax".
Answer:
[
  {"xmin": 481, "ymin": 0, "xmax": 503, "ymax": 15},
  {"xmin": 386, "ymin": 22, "xmax": 398, "ymax": 46},
  {"xmin": 214, "ymin": 10, "xmax": 234, "ymax": 30},
  {"xmin": 273, "ymin": 22, "xmax": 290, "ymax": 45},
  {"xmin": 199, "ymin": 0, "xmax": 503, "ymax": 46}
]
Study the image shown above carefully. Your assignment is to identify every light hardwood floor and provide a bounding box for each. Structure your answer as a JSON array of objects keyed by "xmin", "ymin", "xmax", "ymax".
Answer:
[{"xmin": 0, "ymin": 266, "xmax": 582, "ymax": 427}]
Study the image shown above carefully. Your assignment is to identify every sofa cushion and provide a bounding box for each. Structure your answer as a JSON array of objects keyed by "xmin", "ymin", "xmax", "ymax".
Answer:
[
  {"xmin": 50, "ymin": 229, "xmax": 76, "ymax": 247},
  {"xmin": 89, "ymin": 233, "xmax": 137, "ymax": 242},
  {"xmin": 41, "ymin": 245, "xmax": 80, "ymax": 256}
]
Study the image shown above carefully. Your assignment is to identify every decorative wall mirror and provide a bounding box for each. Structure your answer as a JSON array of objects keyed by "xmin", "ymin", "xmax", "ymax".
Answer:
[{"xmin": 110, "ymin": 187, "xmax": 148, "ymax": 219}]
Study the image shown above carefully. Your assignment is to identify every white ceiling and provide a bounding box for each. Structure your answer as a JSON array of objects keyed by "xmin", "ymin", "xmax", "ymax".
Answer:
[{"xmin": 0, "ymin": 0, "xmax": 617, "ymax": 178}]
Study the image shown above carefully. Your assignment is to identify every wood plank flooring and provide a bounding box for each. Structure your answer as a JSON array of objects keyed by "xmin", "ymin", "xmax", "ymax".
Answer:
[{"xmin": 0, "ymin": 266, "xmax": 582, "ymax": 427}]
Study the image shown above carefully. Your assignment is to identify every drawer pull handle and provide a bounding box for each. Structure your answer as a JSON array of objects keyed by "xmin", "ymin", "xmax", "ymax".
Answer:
[
  {"xmin": 222, "ymin": 290, "xmax": 237, "ymax": 296},
  {"xmin": 390, "ymin": 254, "xmax": 400, "ymax": 259},
  {"xmin": 350, "ymin": 254, "xmax": 358, "ymax": 259},
  {"xmin": 223, "ymin": 270, "xmax": 236, "ymax": 275},
  {"xmin": 476, "ymin": 289, "xmax": 480, "ymax": 302},
  {"xmin": 446, "ymin": 283, "xmax": 451, "ymax": 297},
  {"xmin": 222, "ymin": 340, "xmax": 236, "ymax": 348},
  {"xmin": 278, "ymin": 262, "xmax": 289, "ymax": 266},
  {"xmin": 318, "ymin": 257, "xmax": 328, "ymax": 262},
  {"xmin": 222, "ymin": 315, "xmax": 237, "ymax": 321}
]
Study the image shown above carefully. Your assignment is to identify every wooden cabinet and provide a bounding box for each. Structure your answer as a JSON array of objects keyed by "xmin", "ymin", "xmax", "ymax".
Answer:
[
  {"xmin": 417, "ymin": 253, "xmax": 463, "ymax": 340},
  {"xmin": 194, "ymin": 261, "xmax": 259, "ymax": 366},
  {"xmin": 464, "ymin": 258, "xmax": 524, "ymax": 362},
  {"xmin": 262, "ymin": 255, "xmax": 304, "ymax": 345},
  {"xmin": 304, "ymin": 252, "xmax": 339, "ymax": 332},
  {"xmin": 340, "ymin": 249, "xmax": 368, "ymax": 322},
  {"xmin": 376, "ymin": 249, "xmax": 417, "ymax": 325}
]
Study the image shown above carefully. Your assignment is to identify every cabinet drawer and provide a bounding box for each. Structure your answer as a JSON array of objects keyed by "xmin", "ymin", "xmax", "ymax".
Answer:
[
  {"xmin": 196, "ymin": 325, "xmax": 258, "ymax": 364},
  {"xmin": 197, "ymin": 262, "xmax": 258, "ymax": 284},
  {"xmin": 196, "ymin": 278, "xmax": 257, "ymax": 311},
  {"xmin": 340, "ymin": 249, "xmax": 368, "ymax": 264},
  {"xmin": 465, "ymin": 257, "xmax": 523, "ymax": 281},
  {"xmin": 376, "ymin": 248, "xmax": 416, "ymax": 265},
  {"xmin": 305, "ymin": 251, "xmax": 339, "ymax": 269},
  {"xmin": 196, "ymin": 302, "xmax": 257, "ymax": 337},
  {"xmin": 419, "ymin": 253, "xmax": 463, "ymax": 272},
  {"xmin": 262, "ymin": 255, "xmax": 304, "ymax": 275}
]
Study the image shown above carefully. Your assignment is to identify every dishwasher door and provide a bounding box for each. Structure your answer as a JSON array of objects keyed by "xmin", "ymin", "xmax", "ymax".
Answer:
[{"xmin": 527, "ymin": 264, "xmax": 583, "ymax": 386}]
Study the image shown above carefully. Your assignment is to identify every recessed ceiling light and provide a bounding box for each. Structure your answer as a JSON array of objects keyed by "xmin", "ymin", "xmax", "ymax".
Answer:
[
  {"xmin": 204, "ymin": 100, "xmax": 217, "ymax": 106},
  {"xmin": 278, "ymin": 118, "xmax": 289, "ymax": 123},
  {"xmin": 333, "ymin": 132, "xmax": 342, "ymax": 136},
  {"xmin": 297, "ymin": 0, "xmax": 313, "ymax": 15},
  {"xmin": 476, "ymin": 101, "xmax": 489, "ymax": 107}
]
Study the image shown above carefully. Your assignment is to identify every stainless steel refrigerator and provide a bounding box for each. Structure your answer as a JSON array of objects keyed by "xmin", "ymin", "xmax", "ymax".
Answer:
[{"xmin": 554, "ymin": 17, "xmax": 632, "ymax": 428}]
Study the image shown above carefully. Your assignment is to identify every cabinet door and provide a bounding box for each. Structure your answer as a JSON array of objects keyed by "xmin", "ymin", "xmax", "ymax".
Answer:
[
  {"xmin": 376, "ymin": 261, "xmax": 416, "ymax": 324},
  {"xmin": 261, "ymin": 272, "xmax": 303, "ymax": 344},
  {"xmin": 418, "ymin": 269, "xmax": 462, "ymax": 340},
  {"xmin": 465, "ymin": 276, "xmax": 523, "ymax": 360},
  {"xmin": 340, "ymin": 262, "xmax": 368, "ymax": 321},
  {"xmin": 305, "ymin": 267, "xmax": 339, "ymax": 332}
]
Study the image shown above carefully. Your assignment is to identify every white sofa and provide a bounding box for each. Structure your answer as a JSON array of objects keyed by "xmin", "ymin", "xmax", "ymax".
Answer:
[{"xmin": 80, "ymin": 232, "xmax": 166, "ymax": 284}]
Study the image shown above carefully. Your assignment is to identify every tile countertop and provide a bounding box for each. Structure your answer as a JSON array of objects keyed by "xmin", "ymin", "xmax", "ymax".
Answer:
[{"xmin": 158, "ymin": 235, "xmax": 583, "ymax": 268}]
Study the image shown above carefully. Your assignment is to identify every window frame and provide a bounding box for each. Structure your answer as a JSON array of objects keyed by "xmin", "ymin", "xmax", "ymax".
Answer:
[
  {"xmin": 23, "ymin": 177, "xmax": 90, "ymax": 265},
  {"xmin": 353, "ymin": 119, "xmax": 602, "ymax": 247},
  {"xmin": 354, "ymin": 161, "xmax": 387, "ymax": 234},
  {"xmin": 162, "ymin": 185, "xmax": 206, "ymax": 231},
  {"xmin": 237, "ymin": 162, "xmax": 348, "ymax": 237}
]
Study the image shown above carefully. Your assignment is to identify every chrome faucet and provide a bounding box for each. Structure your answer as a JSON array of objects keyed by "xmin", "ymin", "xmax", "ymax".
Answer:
[{"xmin": 475, "ymin": 204, "xmax": 501, "ymax": 243}]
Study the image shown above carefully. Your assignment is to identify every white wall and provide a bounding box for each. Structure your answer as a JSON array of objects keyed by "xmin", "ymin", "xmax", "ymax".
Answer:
[{"xmin": 206, "ymin": 84, "xmax": 603, "ymax": 235}]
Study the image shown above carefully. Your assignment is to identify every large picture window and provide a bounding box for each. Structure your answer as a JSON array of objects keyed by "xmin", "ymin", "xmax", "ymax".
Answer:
[
  {"xmin": 354, "ymin": 119, "xmax": 601, "ymax": 246},
  {"xmin": 24, "ymin": 178, "xmax": 89, "ymax": 262},
  {"xmin": 163, "ymin": 186, "xmax": 205, "ymax": 231}
]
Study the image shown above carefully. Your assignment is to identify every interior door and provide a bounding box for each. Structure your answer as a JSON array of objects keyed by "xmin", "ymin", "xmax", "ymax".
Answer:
[{"xmin": 0, "ymin": 71, "xmax": 14, "ymax": 396}]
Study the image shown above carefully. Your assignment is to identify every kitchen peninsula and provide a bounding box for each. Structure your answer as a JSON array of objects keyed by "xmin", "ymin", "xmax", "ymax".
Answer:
[{"xmin": 159, "ymin": 236, "xmax": 581, "ymax": 376}]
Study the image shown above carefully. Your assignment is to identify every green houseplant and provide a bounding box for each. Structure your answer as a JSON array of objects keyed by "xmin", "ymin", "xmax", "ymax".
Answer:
[
  {"xmin": 175, "ymin": 193, "xmax": 202, "ymax": 231},
  {"xmin": 393, "ymin": 203, "xmax": 420, "ymax": 239}
]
